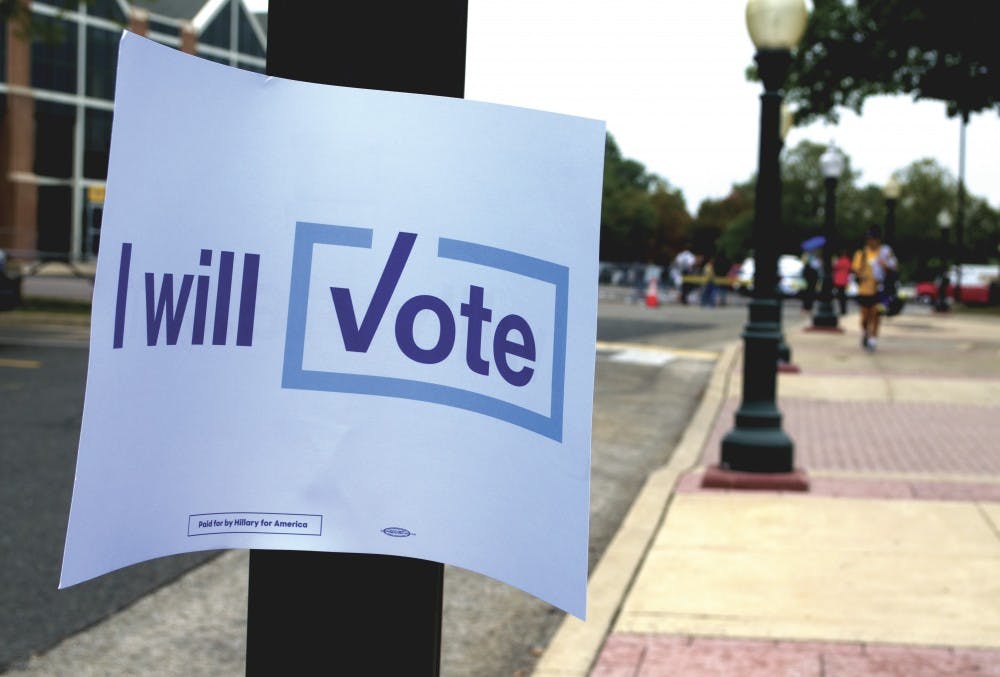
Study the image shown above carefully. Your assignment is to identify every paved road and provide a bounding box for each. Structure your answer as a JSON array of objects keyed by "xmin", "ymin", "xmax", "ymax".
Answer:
[
  {"xmin": 0, "ymin": 314, "xmax": 220, "ymax": 673},
  {"xmin": 0, "ymin": 289, "xmax": 755, "ymax": 675}
]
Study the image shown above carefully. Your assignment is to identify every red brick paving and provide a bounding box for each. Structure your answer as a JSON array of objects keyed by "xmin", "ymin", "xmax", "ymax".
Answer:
[
  {"xmin": 591, "ymin": 634, "xmax": 1000, "ymax": 676},
  {"xmin": 702, "ymin": 398, "xmax": 1000, "ymax": 477},
  {"xmin": 589, "ymin": 322, "xmax": 1000, "ymax": 676}
]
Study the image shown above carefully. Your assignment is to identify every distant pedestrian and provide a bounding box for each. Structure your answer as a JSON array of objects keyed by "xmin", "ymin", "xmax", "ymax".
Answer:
[
  {"xmin": 832, "ymin": 248, "xmax": 852, "ymax": 315},
  {"xmin": 715, "ymin": 253, "xmax": 733, "ymax": 306},
  {"xmin": 670, "ymin": 247, "xmax": 696, "ymax": 304},
  {"xmin": 851, "ymin": 225, "xmax": 898, "ymax": 351},
  {"xmin": 700, "ymin": 257, "xmax": 717, "ymax": 307},
  {"xmin": 629, "ymin": 262, "xmax": 645, "ymax": 303},
  {"xmin": 800, "ymin": 249, "xmax": 821, "ymax": 313}
]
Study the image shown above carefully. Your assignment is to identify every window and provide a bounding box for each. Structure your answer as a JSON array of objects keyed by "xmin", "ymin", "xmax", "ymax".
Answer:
[
  {"xmin": 37, "ymin": 185, "xmax": 73, "ymax": 260},
  {"xmin": 237, "ymin": 7, "xmax": 265, "ymax": 59},
  {"xmin": 86, "ymin": 26, "xmax": 120, "ymax": 100},
  {"xmin": 31, "ymin": 15, "xmax": 79, "ymax": 94},
  {"xmin": 34, "ymin": 100, "xmax": 76, "ymax": 179},
  {"xmin": 148, "ymin": 18, "xmax": 180, "ymax": 37},
  {"xmin": 200, "ymin": 2, "xmax": 231, "ymax": 49},
  {"xmin": 239, "ymin": 60, "xmax": 265, "ymax": 74},
  {"xmin": 200, "ymin": 53, "xmax": 230, "ymax": 67},
  {"xmin": 83, "ymin": 190, "xmax": 104, "ymax": 258},
  {"xmin": 84, "ymin": 108, "xmax": 113, "ymax": 179},
  {"xmin": 87, "ymin": 0, "xmax": 126, "ymax": 22}
]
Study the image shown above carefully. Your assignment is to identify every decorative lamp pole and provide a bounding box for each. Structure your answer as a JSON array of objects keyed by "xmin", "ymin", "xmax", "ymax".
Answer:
[
  {"xmin": 935, "ymin": 209, "xmax": 952, "ymax": 313},
  {"xmin": 776, "ymin": 102, "xmax": 799, "ymax": 370},
  {"xmin": 705, "ymin": 0, "xmax": 809, "ymax": 489},
  {"xmin": 882, "ymin": 176, "xmax": 900, "ymax": 245},
  {"xmin": 955, "ymin": 111, "xmax": 968, "ymax": 303},
  {"xmin": 810, "ymin": 142, "xmax": 844, "ymax": 330}
]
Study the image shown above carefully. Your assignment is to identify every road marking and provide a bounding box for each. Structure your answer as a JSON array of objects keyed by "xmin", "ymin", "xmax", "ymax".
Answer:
[
  {"xmin": 608, "ymin": 348, "xmax": 676, "ymax": 366},
  {"xmin": 0, "ymin": 358, "xmax": 42, "ymax": 369},
  {"xmin": 596, "ymin": 340, "xmax": 718, "ymax": 362}
]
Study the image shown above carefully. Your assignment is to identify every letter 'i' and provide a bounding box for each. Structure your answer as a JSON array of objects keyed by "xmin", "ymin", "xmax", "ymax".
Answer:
[{"xmin": 192, "ymin": 249, "xmax": 212, "ymax": 344}]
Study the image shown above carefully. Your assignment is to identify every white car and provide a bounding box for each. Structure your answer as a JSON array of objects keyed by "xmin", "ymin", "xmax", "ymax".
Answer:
[{"xmin": 737, "ymin": 255, "xmax": 806, "ymax": 298}]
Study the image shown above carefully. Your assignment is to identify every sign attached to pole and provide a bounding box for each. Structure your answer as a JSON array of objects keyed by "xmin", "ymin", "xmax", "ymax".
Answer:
[{"xmin": 60, "ymin": 33, "xmax": 604, "ymax": 619}]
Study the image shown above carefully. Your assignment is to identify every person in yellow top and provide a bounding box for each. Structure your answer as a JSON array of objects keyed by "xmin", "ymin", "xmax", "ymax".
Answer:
[{"xmin": 851, "ymin": 225, "xmax": 898, "ymax": 351}]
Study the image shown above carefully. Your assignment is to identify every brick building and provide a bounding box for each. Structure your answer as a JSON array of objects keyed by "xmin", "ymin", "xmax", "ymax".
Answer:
[{"xmin": 0, "ymin": 0, "xmax": 267, "ymax": 264}]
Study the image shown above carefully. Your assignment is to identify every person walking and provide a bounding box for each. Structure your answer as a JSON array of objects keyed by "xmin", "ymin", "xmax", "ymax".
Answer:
[
  {"xmin": 832, "ymin": 248, "xmax": 852, "ymax": 315},
  {"xmin": 700, "ymin": 256, "xmax": 717, "ymax": 308},
  {"xmin": 851, "ymin": 225, "xmax": 898, "ymax": 351},
  {"xmin": 670, "ymin": 247, "xmax": 696, "ymax": 305},
  {"xmin": 800, "ymin": 248, "xmax": 821, "ymax": 313}
]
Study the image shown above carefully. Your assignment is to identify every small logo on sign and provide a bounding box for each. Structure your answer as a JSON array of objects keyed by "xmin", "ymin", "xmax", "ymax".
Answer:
[{"xmin": 382, "ymin": 526, "xmax": 413, "ymax": 538}]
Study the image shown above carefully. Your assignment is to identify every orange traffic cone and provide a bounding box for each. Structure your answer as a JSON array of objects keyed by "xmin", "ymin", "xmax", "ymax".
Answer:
[{"xmin": 645, "ymin": 278, "xmax": 659, "ymax": 307}]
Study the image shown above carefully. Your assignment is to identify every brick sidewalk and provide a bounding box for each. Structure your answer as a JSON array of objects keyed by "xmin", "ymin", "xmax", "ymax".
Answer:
[
  {"xmin": 702, "ymin": 398, "xmax": 1000, "ymax": 477},
  {"xmin": 586, "ymin": 312, "xmax": 1000, "ymax": 676},
  {"xmin": 593, "ymin": 635, "xmax": 1000, "ymax": 676}
]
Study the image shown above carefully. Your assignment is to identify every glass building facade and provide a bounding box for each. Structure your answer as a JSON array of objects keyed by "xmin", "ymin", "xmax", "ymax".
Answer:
[{"xmin": 0, "ymin": 0, "xmax": 267, "ymax": 262}]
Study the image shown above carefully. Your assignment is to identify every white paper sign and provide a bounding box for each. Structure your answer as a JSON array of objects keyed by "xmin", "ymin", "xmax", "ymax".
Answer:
[{"xmin": 60, "ymin": 33, "xmax": 604, "ymax": 619}]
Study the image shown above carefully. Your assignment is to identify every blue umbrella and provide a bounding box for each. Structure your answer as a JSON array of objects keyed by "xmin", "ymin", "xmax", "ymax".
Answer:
[{"xmin": 801, "ymin": 235, "xmax": 825, "ymax": 251}]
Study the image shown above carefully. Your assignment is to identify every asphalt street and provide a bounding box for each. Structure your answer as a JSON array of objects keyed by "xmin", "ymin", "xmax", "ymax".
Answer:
[
  {"xmin": 1, "ymin": 282, "xmax": 754, "ymax": 675},
  {"xmin": 0, "ymin": 315, "xmax": 221, "ymax": 673}
]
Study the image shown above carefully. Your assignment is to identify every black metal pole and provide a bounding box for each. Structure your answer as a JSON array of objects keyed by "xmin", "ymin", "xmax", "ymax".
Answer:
[
  {"xmin": 247, "ymin": 3, "xmax": 467, "ymax": 675},
  {"xmin": 955, "ymin": 112, "xmax": 967, "ymax": 304},
  {"xmin": 775, "ymin": 136, "xmax": 794, "ymax": 368},
  {"xmin": 719, "ymin": 49, "xmax": 795, "ymax": 473},
  {"xmin": 935, "ymin": 225, "xmax": 950, "ymax": 313},
  {"xmin": 884, "ymin": 197, "xmax": 896, "ymax": 246},
  {"xmin": 811, "ymin": 176, "xmax": 839, "ymax": 329}
]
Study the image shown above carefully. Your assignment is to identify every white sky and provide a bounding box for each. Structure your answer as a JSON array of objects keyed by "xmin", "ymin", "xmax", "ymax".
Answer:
[{"xmin": 248, "ymin": 0, "xmax": 1000, "ymax": 212}]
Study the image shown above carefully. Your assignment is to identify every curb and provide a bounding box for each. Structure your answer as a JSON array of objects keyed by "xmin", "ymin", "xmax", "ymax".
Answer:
[{"xmin": 531, "ymin": 340, "xmax": 740, "ymax": 676}]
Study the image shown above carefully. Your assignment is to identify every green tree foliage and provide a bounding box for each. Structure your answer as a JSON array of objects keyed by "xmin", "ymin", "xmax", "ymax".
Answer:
[
  {"xmin": 647, "ymin": 178, "xmax": 693, "ymax": 266},
  {"xmin": 694, "ymin": 185, "xmax": 753, "ymax": 260},
  {"xmin": 890, "ymin": 159, "xmax": 999, "ymax": 279},
  {"xmin": 599, "ymin": 133, "xmax": 692, "ymax": 264},
  {"xmin": 688, "ymin": 140, "xmax": 999, "ymax": 281},
  {"xmin": 778, "ymin": 0, "xmax": 999, "ymax": 123}
]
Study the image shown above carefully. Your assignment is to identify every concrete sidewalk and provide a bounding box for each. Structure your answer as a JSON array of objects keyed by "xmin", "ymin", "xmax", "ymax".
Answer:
[{"xmin": 536, "ymin": 308, "xmax": 1000, "ymax": 676}]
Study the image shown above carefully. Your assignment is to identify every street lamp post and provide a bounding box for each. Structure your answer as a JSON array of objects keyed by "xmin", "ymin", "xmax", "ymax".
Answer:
[
  {"xmin": 705, "ymin": 0, "xmax": 808, "ymax": 489},
  {"xmin": 935, "ymin": 209, "xmax": 952, "ymax": 313},
  {"xmin": 810, "ymin": 142, "xmax": 844, "ymax": 330},
  {"xmin": 883, "ymin": 176, "xmax": 900, "ymax": 245},
  {"xmin": 776, "ymin": 102, "xmax": 799, "ymax": 371},
  {"xmin": 955, "ymin": 111, "xmax": 968, "ymax": 303}
]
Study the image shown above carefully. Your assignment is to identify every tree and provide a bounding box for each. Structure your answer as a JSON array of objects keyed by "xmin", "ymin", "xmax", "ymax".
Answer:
[
  {"xmin": 647, "ymin": 178, "xmax": 692, "ymax": 266},
  {"xmin": 693, "ymin": 185, "xmax": 753, "ymax": 260},
  {"xmin": 599, "ymin": 134, "xmax": 656, "ymax": 262},
  {"xmin": 773, "ymin": 0, "xmax": 999, "ymax": 124},
  {"xmin": 599, "ymin": 133, "xmax": 693, "ymax": 265}
]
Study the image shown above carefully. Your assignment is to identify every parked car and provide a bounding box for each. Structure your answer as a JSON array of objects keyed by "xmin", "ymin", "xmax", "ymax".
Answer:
[
  {"xmin": 736, "ymin": 255, "xmax": 806, "ymax": 298},
  {"xmin": 915, "ymin": 264, "xmax": 998, "ymax": 305}
]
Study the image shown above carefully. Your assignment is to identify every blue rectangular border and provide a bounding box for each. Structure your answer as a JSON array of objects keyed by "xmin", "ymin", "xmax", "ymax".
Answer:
[{"xmin": 282, "ymin": 221, "xmax": 568, "ymax": 441}]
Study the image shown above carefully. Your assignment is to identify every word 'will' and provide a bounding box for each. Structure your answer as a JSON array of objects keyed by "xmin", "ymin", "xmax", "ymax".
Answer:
[{"xmin": 112, "ymin": 242, "xmax": 260, "ymax": 348}]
